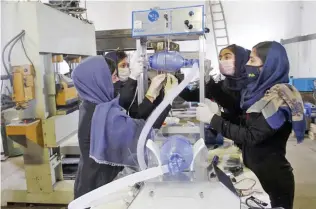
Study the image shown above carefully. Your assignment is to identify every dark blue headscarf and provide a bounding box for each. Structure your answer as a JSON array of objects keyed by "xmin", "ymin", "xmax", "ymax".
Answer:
[
  {"xmin": 104, "ymin": 51, "xmax": 118, "ymax": 64},
  {"xmin": 72, "ymin": 56, "xmax": 145, "ymax": 167},
  {"xmin": 241, "ymin": 42, "xmax": 290, "ymax": 109},
  {"xmin": 240, "ymin": 42, "xmax": 305, "ymax": 143},
  {"xmin": 223, "ymin": 45, "xmax": 251, "ymax": 90}
]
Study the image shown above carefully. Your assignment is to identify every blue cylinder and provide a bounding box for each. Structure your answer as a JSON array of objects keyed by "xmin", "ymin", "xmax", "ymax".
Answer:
[
  {"xmin": 149, "ymin": 51, "xmax": 197, "ymax": 72},
  {"xmin": 160, "ymin": 135, "xmax": 193, "ymax": 174}
]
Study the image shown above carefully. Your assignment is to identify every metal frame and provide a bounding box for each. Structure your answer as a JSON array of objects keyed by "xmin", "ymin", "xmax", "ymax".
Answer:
[
  {"xmin": 199, "ymin": 36, "xmax": 205, "ymax": 140},
  {"xmin": 281, "ymin": 33, "xmax": 316, "ymax": 45},
  {"xmin": 133, "ymin": 6, "xmax": 206, "ymax": 139},
  {"xmin": 2, "ymin": 2, "xmax": 96, "ymax": 205}
]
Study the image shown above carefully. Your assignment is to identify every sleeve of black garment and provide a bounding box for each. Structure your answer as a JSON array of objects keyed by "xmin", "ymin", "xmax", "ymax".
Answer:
[
  {"xmin": 152, "ymin": 91, "xmax": 171, "ymax": 129},
  {"xmin": 210, "ymin": 113, "xmax": 276, "ymax": 146},
  {"xmin": 134, "ymin": 98, "xmax": 171, "ymax": 129},
  {"xmin": 118, "ymin": 78, "xmax": 137, "ymax": 110},
  {"xmin": 178, "ymin": 87, "xmax": 200, "ymax": 102},
  {"xmin": 178, "ymin": 79, "xmax": 240, "ymax": 109},
  {"xmin": 153, "ymin": 105, "xmax": 171, "ymax": 129},
  {"xmin": 135, "ymin": 97, "xmax": 155, "ymax": 120},
  {"xmin": 206, "ymin": 80, "xmax": 241, "ymax": 112}
]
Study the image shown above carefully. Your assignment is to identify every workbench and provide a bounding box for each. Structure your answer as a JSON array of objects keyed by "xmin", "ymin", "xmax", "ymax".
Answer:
[{"xmin": 90, "ymin": 144, "xmax": 271, "ymax": 209}]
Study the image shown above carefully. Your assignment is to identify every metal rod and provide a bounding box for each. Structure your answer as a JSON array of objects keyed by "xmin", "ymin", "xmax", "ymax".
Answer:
[
  {"xmin": 136, "ymin": 39, "xmax": 148, "ymax": 104},
  {"xmin": 281, "ymin": 33, "xmax": 316, "ymax": 45},
  {"xmin": 199, "ymin": 36, "xmax": 205, "ymax": 140}
]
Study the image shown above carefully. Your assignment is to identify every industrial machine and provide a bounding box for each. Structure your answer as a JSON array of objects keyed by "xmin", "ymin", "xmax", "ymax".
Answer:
[
  {"xmin": 1, "ymin": 1, "xmax": 96, "ymax": 204},
  {"xmin": 68, "ymin": 5, "xmax": 242, "ymax": 209},
  {"xmin": 53, "ymin": 55, "xmax": 80, "ymax": 115},
  {"xmin": 44, "ymin": 0, "xmax": 92, "ymax": 24}
]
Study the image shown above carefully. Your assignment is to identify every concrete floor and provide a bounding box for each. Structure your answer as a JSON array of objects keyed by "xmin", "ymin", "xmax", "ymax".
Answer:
[
  {"xmin": 1, "ymin": 137, "xmax": 316, "ymax": 209},
  {"xmin": 286, "ymin": 137, "xmax": 316, "ymax": 209}
]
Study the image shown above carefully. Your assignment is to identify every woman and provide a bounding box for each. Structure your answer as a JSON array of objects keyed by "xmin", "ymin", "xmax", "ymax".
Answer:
[
  {"xmin": 197, "ymin": 41, "xmax": 305, "ymax": 209},
  {"xmin": 180, "ymin": 45, "xmax": 250, "ymax": 145},
  {"xmin": 180, "ymin": 44, "xmax": 250, "ymax": 123},
  {"xmin": 72, "ymin": 55, "xmax": 165, "ymax": 199},
  {"xmin": 105, "ymin": 50, "xmax": 176, "ymax": 128}
]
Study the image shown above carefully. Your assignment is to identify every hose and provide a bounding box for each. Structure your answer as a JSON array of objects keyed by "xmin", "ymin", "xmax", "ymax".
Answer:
[
  {"xmin": 1, "ymin": 75, "xmax": 11, "ymax": 80},
  {"xmin": 8, "ymin": 31, "xmax": 26, "ymax": 74},
  {"xmin": 68, "ymin": 165, "xmax": 169, "ymax": 209},
  {"xmin": 137, "ymin": 62, "xmax": 200, "ymax": 170},
  {"xmin": 1, "ymin": 30, "xmax": 26, "ymax": 85}
]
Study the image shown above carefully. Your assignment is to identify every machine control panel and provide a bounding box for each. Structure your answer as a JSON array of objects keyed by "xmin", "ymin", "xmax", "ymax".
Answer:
[{"xmin": 132, "ymin": 5, "xmax": 204, "ymax": 38}]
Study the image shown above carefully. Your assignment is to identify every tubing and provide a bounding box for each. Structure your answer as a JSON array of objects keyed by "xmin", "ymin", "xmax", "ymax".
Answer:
[
  {"xmin": 137, "ymin": 62, "xmax": 200, "ymax": 170},
  {"xmin": 68, "ymin": 165, "xmax": 169, "ymax": 209},
  {"xmin": 8, "ymin": 32, "xmax": 26, "ymax": 73},
  {"xmin": 1, "ymin": 30, "xmax": 25, "ymax": 85}
]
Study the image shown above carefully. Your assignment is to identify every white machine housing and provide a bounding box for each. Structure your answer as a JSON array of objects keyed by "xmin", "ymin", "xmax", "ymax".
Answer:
[
  {"xmin": 1, "ymin": 1, "xmax": 96, "ymax": 204},
  {"xmin": 132, "ymin": 5, "xmax": 205, "ymax": 38},
  {"xmin": 2, "ymin": 1, "xmax": 96, "ymax": 143},
  {"xmin": 129, "ymin": 5, "xmax": 241, "ymax": 209}
]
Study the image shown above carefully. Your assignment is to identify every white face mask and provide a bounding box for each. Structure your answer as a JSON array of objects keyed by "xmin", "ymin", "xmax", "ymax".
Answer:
[
  {"xmin": 118, "ymin": 67, "xmax": 130, "ymax": 82},
  {"xmin": 219, "ymin": 60, "xmax": 235, "ymax": 76}
]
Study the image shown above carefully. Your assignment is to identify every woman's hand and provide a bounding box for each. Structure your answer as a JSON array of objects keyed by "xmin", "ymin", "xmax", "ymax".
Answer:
[
  {"xmin": 145, "ymin": 74, "xmax": 166, "ymax": 102},
  {"xmin": 164, "ymin": 74, "xmax": 178, "ymax": 95},
  {"xmin": 196, "ymin": 100, "xmax": 219, "ymax": 124}
]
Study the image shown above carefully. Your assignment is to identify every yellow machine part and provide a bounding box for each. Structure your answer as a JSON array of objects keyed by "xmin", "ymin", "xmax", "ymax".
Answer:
[
  {"xmin": 56, "ymin": 81, "xmax": 78, "ymax": 106},
  {"xmin": 6, "ymin": 120, "xmax": 43, "ymax": 147},
  {"xmin": 12, "ymin": 65, "xmax": 35, "ymax": 108}
]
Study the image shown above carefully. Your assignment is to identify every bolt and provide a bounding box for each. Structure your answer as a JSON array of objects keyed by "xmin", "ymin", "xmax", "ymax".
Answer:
[{"xmin": 149, "ymin": 190, "xmax": 154, "ymax": 197}]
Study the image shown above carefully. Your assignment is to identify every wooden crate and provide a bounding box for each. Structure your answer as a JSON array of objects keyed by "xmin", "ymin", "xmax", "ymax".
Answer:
[
  {"xmin": 290, "ymin": 131, "xmax": 296, "ymax": 138},
  {"xmin": 308, "ymin": 131, "xmax": 316, "ymax": 140},
  {"xmin": 310, "ymin": 123, "xmax": 316, "ymax": 134}
]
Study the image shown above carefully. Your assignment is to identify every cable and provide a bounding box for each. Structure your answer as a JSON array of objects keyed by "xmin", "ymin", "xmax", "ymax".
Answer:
[
  {"xmin": 234, "ymin": 178, "xmax": 257, "ymax": 189},
  {"xmin": 1, "ymin": 30, "xmax": 35, "ymax": 97},
  {"xmin": 5, "ymin": 86, "xmax": 11, "ymax": 95},
  {"xmin": 127, "ymin": 88, "xmax": 138, "ymax": 116},
  {"xmin": 1, "ymin": 30, "xmax": 25, "ymax": 85},
  {"xmin": 245, "ymin": 196, "xmax": 268, "ymax": 209},
  {"xmin": 234, "ymin": 178, "xmax": 257, "ymax": 197},
  {"xmin": 8, "ymin": 31, "xmax": 26, "ymax": 74},
  {"xmin": 20, "ymin": 36, "xmax": 35, "ymax": 71}
]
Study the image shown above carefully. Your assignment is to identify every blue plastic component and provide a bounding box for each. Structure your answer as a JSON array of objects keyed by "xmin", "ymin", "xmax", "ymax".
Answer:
[
  {"xmin": 160, "ymin": 135, "xmax": 193, "ymax": 174},
  {"xmin": 291, "ymin": 78, "xmax": 316, "ymax": 92},
  {"xmin": 304, "ymin": 103, "xmax": 316, "ymax": 118},
  {"xmin": 149, "ymin": 51, "xmax": 198, "ymax": 72},
  {"xmin": 148, "ymin": 10, "xmax": 159, "ymax": 22}
]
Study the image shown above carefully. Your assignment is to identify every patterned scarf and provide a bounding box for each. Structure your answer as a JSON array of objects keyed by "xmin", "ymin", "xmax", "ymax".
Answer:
[{"xmin": 246, "ymin": 84, "xmax": 305, "ymax": 143}]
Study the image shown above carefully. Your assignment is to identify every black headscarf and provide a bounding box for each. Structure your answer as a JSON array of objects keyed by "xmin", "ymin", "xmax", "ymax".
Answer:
[{"xmin": 222, "ymin": 45, "xmax": 250, "ymax": 90}]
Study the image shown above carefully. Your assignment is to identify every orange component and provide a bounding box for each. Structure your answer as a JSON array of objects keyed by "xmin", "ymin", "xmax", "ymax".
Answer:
[
  {"xmin": 56, "ymin": 81, "xmax": 78, "ymax": 106},
  {"xmin": 52, "ymin": 55, "xmax": 63, "ymax": 63},
  {"xmin": 6, "ymin": 120, "xmax": 43, "ymax": 147},
  {"xmin": 75, "ymin": 56, "xmax": 81, "ymax": 63},
  {"xmin": 12, "ymin": 65, "xmax": 35, "ymax": 109}
]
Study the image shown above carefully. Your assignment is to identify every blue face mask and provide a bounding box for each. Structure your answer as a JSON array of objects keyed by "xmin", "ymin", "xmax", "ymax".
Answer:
[{"xmin": 245, "ymin": 65, "xmax": 261, "ymax": 84}]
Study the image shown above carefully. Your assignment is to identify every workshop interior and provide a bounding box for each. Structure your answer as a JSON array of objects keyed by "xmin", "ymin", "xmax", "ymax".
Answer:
[{"xmin": 1, "ymin": 1, "xmax": 316, "ymax": 209}]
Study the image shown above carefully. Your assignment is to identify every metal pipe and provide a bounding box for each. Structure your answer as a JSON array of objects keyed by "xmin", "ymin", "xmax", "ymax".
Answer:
[
  {"xmin": 136, "ymin": 39, "xmax": 148, "ymax": 105},
  {"xmin": 52, "ymin": 55, "xmax": 63, "ymax": 84},
  {"xmin": 199, "ymin": 36, "xmax": 205, "ymax": 140}
]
